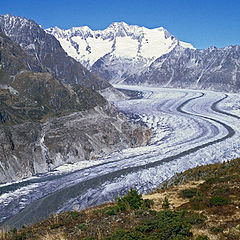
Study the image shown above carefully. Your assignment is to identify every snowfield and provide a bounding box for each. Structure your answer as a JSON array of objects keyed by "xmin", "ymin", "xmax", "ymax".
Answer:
[{"xmin": 0, "ymin": 86, "xmax": 240, "ymax": 228}]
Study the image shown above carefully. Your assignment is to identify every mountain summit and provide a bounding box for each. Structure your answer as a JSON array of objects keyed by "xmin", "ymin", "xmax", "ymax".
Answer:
[
  {"xmin": 47, "ymin": 22, "xmax": 240, "ymax": 92},
  {"xmin": 46, "ymin": 22, "xmax": 194, "ymax": 83},
  {"xmin": 0, "ymin": 14, "xmax": 111, "ymax": 90}
]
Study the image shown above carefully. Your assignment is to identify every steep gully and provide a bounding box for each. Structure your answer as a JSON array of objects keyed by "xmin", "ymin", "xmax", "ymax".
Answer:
[{"xmin": 0, "ymin": 88, "xmax": 239, "ymax": 228}]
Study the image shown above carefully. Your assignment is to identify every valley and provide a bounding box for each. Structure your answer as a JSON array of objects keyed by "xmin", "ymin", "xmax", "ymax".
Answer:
[{"xmin": 1, "ymin": 86, "xmax": 240, "ymax": 229}]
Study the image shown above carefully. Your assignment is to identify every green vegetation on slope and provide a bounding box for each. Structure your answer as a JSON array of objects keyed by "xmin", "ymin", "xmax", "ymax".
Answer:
[
  {"xmin": 0, "ymin": 30, "xmax": 107, "ymax": 125},
  {"xmin": 0, "ymin": 71, "xmax": 107, "ymax": 125},
  {"xmin": 1, "ymin": 158, "xmax": 239, "ymax": 240}
]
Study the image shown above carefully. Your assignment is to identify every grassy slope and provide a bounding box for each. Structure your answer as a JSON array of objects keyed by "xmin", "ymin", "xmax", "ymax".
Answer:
[{"xmin": 1, "ymin": 158, "xmax": 239, "ymax": 240}]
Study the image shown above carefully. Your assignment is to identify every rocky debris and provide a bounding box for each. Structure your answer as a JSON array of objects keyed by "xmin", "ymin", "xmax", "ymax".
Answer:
[{"xmin": 0, "ymin": 104, "xmax": 151, "ymax": 183}]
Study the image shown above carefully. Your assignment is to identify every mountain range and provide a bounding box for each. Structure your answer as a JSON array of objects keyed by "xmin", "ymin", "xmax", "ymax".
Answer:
[
  {"xmin": 0, "ymin": 13, "xmax": 239, "ymax": 182},
  {"xmin": 47, "ymin": 22, "xmax": 240, "ymax": 92},
  {"xmin": 0, "ymin": 14, "xmax": 111, "ymax": 90},
  {"xmin": 0, "ymin": 15, "xmax": 150, "ymax": 182}
]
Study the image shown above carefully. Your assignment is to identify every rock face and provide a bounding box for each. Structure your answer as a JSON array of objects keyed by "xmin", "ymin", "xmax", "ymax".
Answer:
[
  {"xmin": 0, "ymin": 14, "xmax": 110, "ymax": 90},
  {"xmin": 0, "ymin": 104, "xmax": 151, "ymax": 183},
  {"xmin": 0, "ymin": 27, "xmax": 151, "ymax": 183},
  {"xmin": 132, "ymin": 45, "xmax": 240, "ymax": 92},
  {"xmin": 47, "ymin": 22, "xmax": 240, "ymax": 92},
  {"xmin": 0, "ymin": 30, "xmax": 107, "ymax": 125}
]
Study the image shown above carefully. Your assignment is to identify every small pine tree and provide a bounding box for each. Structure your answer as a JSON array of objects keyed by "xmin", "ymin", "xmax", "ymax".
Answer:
[
  {"xmin": 162, "ymin": 196, "xmax": 170, "ymax": 209},
  {"xmin": 116, "ymin": 188, "xmax": 143, "ymax": 211}
]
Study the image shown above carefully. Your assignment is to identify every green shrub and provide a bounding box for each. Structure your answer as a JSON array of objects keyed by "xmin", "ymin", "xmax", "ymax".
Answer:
[
  {"xmin": 214, "ymin": 186, "xmax": 230, "ymax": 196},
  {"xmin": 142, "ymin": 199, "xmax": 154, "ymax": 209},
  {"xmin": 69, "ymin": 211, "xmax": 80, "ymax": 220},
  {"xmin": 105, "ymin": 207, "xmax": 117, "ymax": 216},
  {"xmin": 210, "ymin": 226, "xmax": 224, "ymax": 233},
  {"xmin": 209, "ymin": 196, "xmax": 229, "ymax": 207},
  {"xmin": 195, "ymin": 235, "xmax": 209, "ymax": 240},
  {"xmin": 105, "ymin": 210, "xmax": 194, "ymax": 240},
  {"xmin": 77, "ymin": 223, "xmax": 87, "ymax": 231},
  {"xmin": 184, "ymin": 212, "xmax": 206, "ymax": 225},
  {"xmin": 190, "ymin": 196, "xmax": 203, "ymax": 210},
  {"xmin": 15, "ymin": 235, "xmax": 27, "ymax": 240},
  {"xmin": 181, "ymin": 188, "xmax": 198, "ymax": 198},
  {"xmin": 135, "ymin": 222, "xmax": 155, "ymax": 233},
  {"xmin": 162, "ymin": 196, "xmax": 170, "ymax": 209},
  {"xmin": 116, "ymin": 188, "xmax": 152, "ymax": 212},
  {"xmin": 205, "ymin": 177, "xmax": 220, "ymax": 184}
]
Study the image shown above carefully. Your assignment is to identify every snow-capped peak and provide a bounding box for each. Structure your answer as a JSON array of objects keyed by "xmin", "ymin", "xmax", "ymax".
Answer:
[
  {"xmin": 45, "ymin": 22, "xmax": 195, "ymax": 82},
  {"xmin": 108, "ymin": 21, "xmax": 129, "ymax": 29}
]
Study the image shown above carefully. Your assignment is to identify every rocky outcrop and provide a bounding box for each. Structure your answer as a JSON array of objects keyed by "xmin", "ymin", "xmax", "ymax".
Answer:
[{"xmin": 0, "ymin": 104, "xmax": 151, "ymax": 183}]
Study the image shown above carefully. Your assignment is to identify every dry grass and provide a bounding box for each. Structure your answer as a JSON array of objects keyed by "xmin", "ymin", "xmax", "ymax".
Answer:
[
  {"xmin": 144, "ymin": 180, "xmax": 204, "ymax": 210},
  {"xmin": 38, "ymin": 231, "xmax": 66, "ymax": 240},
  {"xmin": 1, "ymin": 158, "xmax": 239, "ymax": 240}
]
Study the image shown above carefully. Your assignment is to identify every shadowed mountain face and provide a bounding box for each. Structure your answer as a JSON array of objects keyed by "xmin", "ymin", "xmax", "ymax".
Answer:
[
  {"xmin": 92, "ymin": 44, "xmax": 240, "ymax": 92},
  {"xmin": 0, "ymin": 29, "xmax": 151, "ymax": 183},
  {"xmin": 0, "ymin": 30, "xmax": 43, "ymax": 74},
  {"xmin": 0, "ymin": 14, "xmax": 111, "ymax": 90},
  {"xmin": 0, "ymin": 30, "xmax": 107, "ymax": 125}
]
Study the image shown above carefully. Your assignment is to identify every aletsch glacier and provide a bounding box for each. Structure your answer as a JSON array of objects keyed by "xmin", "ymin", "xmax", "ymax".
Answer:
[
  {"xmin": 1, "ymin": 86, "xmax": 240, "ymax": 228},
  {"xmin": 1, "ymin": 15, "xmax": 240, "ymax": 228}
]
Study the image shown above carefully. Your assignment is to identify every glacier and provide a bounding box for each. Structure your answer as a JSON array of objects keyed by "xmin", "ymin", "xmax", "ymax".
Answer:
[{"xmin": 0, "ymin": 86, "xmax": 240, "ymax": 228}]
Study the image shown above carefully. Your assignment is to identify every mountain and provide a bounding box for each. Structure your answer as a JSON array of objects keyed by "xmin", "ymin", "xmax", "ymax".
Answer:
[
  {"xmin": 131, "ymin": 45, "xmax": 240, "ymax": 92},
  {"xmin": 0, "ymin": 29, "xmax": 151, "ymax": 183},
  {"xmin": 0, "ymin": 29, "xmax": 107, "ymax": 124},
  {"xmin": 0, "ymin": 14, "xmax": 110, "ymax": 90},
  {"xmin": 46, "ymin": 22, "xmax": 194, "ymax": 84},
  {"xmin": 47, "ymin": 22, "xmax": 240, "ymax": 92}
]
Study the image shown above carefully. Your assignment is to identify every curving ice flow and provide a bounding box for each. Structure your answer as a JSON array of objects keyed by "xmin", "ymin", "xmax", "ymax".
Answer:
[{"xmin": 0, "ymin": 86, "xmax": 240, "ymax": 228}]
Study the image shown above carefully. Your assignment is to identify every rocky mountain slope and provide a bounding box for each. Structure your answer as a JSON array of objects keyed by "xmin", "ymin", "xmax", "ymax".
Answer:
[
  {"xmin": 47, "ymin": 22, "xmax": 240, "ymax": 92},
  {"xmin": 46, "ymin": 22, "xmax": 194, "ymax": 84},
  {"xmin": 131, "ymin": 45, "xmax": 240, "ymax": 92},
  {"xmin": 0, "ymin": 14, "xmax": 110, "ymax": 90},
  {"xmin": 0, "ymin": 29, "xmax": 151, "ymax": 183}
]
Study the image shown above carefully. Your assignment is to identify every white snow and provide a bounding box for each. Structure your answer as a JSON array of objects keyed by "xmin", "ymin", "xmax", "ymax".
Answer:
[
  {"xmin": 45, "ymin": 22, "xmax": 195, "ymax": 70},
  {"xmin": 114, "ymin": 36, "xmax": 139, "ymax": 58}
]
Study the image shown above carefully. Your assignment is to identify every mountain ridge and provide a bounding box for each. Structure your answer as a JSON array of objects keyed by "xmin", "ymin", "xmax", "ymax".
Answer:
[
  {"xmin": 0, "ymin": 14, "xmax": 111, "ymax": 90},
  {"xmin": 46, "ymin": 22, "xmax": 240, "ymax": 92},
  {"xmin": 46, "ymin": 22, "xmax": 194, "ymax": 77},
  {"xmin": 0, "ymin": 21, "xmax": 151, "ymax": 183}
]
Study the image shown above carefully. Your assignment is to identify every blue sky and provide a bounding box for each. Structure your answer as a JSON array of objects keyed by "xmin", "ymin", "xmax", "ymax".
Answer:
[{"xmin": 2, "ymin": 0, "xmax": 240, "ymax": 49}]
